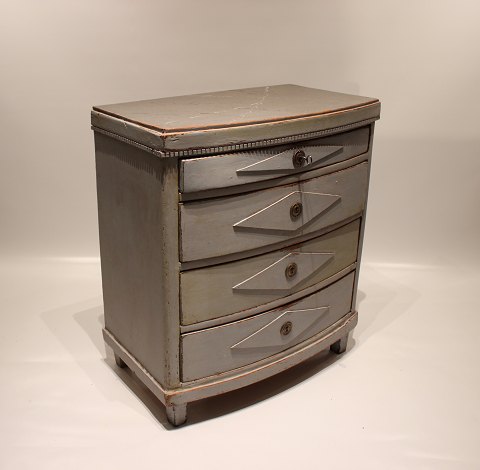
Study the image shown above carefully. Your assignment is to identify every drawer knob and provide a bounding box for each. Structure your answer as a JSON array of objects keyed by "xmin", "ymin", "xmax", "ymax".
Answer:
[
  {"xmin": 290, "ymin": 202, "xmax": 303, "ymax": 219},
  {"xmin": 285, "ymin": 262, "xmax": 298, "ymax": 279},
  {"xmin": 292, "ymin": 150, "xmax": 312, "ymax": 168},
  {"xmin": 280, "ymin": 321, "xmax": 293, "ymax": 336}
]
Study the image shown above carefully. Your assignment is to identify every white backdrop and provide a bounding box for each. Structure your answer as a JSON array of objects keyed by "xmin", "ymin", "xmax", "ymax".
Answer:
[{"xmin": 1, "ymin": 1, "xmax": 479, "ymax": 469}]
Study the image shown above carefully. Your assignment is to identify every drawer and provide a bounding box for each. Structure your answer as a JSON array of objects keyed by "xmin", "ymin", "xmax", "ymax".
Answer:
[
  {"xmin": 181, "ymin": 272, "xmax": 355, "ymax": 381},
  {"xmin": 180, "ymin": 162, "xmax": 368, "ymax": 262},
  {"xmin": 180, "ymin": 126, "xmax": 370, "ymax": 193},
  {"xmin": 181, "ymin": 219, "xmax": 360, "ymax": 325}
]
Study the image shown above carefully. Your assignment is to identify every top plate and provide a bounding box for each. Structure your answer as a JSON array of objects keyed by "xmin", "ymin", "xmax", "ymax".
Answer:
[{"xmin": 91, "ymin": 84, "xmax": 380, "ymax": 155}]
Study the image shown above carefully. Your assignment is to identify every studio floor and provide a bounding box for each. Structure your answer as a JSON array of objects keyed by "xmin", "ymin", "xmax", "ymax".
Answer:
[{"xmin": 1, "ymin": 258, "xmax": 479, "ymax": 469}]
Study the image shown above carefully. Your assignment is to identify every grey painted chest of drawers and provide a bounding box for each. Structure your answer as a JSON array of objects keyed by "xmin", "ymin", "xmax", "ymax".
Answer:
[{"xmin": 91, "ymin": 84, "xmax": 381, "ymax": 425}]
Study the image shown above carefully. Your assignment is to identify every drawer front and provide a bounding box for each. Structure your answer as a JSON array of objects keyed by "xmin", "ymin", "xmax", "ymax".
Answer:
[
  {"xmin": 181, "ymin": 220, "xmax": 360, "ymax": 325},
  {"xmin": 180, "ymin": 127, "xmax": 370, "ymax": 193},
  {"xmin": 180, "ymin": 162, "xmax": 368, "ymax": 262},
  {"xmin": 181, "ymin": 272, "xmax": 355, "ymax": 381}
]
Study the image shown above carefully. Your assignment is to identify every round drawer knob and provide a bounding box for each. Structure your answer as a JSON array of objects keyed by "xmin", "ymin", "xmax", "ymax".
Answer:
[
  {"xmin": 280, "ymin": 321, "xmax": 293, "ymax": 336},
  {"xmin": 292, "ymin": 150, "xmax": 307, "ymax": 168},
  {"xmin": 285, "ymin": 262, "xmax": 298, "ymax": 279},
  {"xmin": 290, "ymin": 202, "xmax": 303, "ymax": 219}
]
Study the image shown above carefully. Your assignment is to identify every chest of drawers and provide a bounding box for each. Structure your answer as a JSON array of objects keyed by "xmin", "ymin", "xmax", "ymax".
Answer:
[{"xmin": 91, "ymin": 84, "xmax": 381, "ymax": 425}]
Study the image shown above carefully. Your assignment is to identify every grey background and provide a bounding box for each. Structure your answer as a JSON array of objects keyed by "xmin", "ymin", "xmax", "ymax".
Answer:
[
  {"xmin": 2, "ymin": 0, "xmax": 479, "ymax": 266},
  {"xmin": 2, "ymin": 2, "xmax": 480, "ymax": 468}
]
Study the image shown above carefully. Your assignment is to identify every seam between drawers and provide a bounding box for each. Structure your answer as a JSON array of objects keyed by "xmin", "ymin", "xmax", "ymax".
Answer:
[
  {"xmin": 180, "ymin": 213, "xmax": 364, "ymax": 271},
  {"xmin": 180, "ymin": 264, "xmax": 357, "ymax": 333},
  {"xmin": 179, "ymin": 152, "xmax": 371, "ymax": 202},
  {"xmin": 178, "ymin": 309, "xmax": 358, "ymax": 388}
]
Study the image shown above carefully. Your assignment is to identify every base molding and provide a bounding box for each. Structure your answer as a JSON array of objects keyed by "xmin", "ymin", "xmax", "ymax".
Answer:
[{"xmin": 103, "ymin": 309, "xmax": 357, "ymax": 413}]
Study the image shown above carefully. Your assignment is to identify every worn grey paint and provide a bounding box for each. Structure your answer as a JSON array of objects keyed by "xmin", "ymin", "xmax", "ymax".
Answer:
[
  {"xmin": 351, "ymin": 124, "xmax": 377, "ymax": 311},
  {"xmin": 103, "ymin": 310, "xmax": 358, "ymax": 405},
  {"xmin": 180, "ymin": 126, "xmax": 369, "ymax": 192},
  {"xmin": 180, "ymin": 264, "xmax": 357, "ymax": 333},
  {"xmin": 92, "ymin": 84, "xmax": 380, "ymax": 425},
  {"xmin": 94, "ymin": 85, "xmax": 378, "ymax": 132},
  {"xmin": 180, "ymin": 220, "xmax": 360, "ymax": 325},
  {"xmin": 181, "ymin": 273, "xmax": 355, "ymax": 381},
  {"xmin": 180, "ymin": 162, "xmax": 369, "ymax": 262},
  {"xmin": 179, "ymin": 153, "xmax": 372, "ymax": 206},
  {"xmin": 94, "ymin": 134, "xmax": 180, "ymax": 388},
  {"xmin": 91, "ymin": 85, "xmax": 380, "ymax": 154}
]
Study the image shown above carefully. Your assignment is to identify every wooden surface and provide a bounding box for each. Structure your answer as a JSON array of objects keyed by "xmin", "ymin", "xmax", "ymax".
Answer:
[
  {"xmin": 92, "ymin": 85, "xmax": 380, "ymax": 425},
  {"xmin": 180, "ymin": 126, "xmax": 370, "ymax": 193},
  {"xmin": 181, "ymin": 220, "xmax": 360, "ymax": 325},
  {"xmin": 91, "ymin": 85, "xmax": 380, "ymax": 153},
  {"xmin": 94, "ymin": 133, "xmax": 181, "ymax": 388},
  {"xmin": 93, "ymin": 85, "xmax": 378, "ymax": 132},
  {"xmin": 181, "ymin": 273, "xmax": 355, "ymax": 381},
  {"xmin": 102, "ymin": 308, "xmax": 358, "ymax": 405},
  {"xmin": 180, "ymin": 162, "xmax": 369, "ymax": 262}
]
